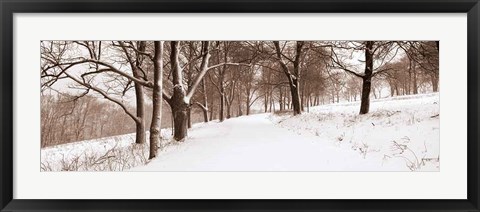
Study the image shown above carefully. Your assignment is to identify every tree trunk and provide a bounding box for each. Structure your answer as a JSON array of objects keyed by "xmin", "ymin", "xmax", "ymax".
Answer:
[
  {"xmin": 202, "ymin": 108, "xmax": 208, "ymax": 122},
  {"xmin": 209, "ymin": 97, "xmax": 215, "ymax": 121},
  {"xmin": 300, "ymin": 82, "xmax": 305, "ymax": 111},
  {"xmin": 195, "ymin": 102, "xmax": 209, "ymax": 124},
  {"xmin": 413, "ymin": 66, "xmax": 418, "ymax": 94},
  {"xmin": 226, "ymin": 81, "xmax": 235, "ymax": 119},
  {"xmin": 359, "ymin": 41, "xmax": 374, "ymax": 115},
  {"xmin": 219, "ymin": 92, "xmax": 225, "ymax": 121},
  {"xmin": 133, "ymin": 82, "xmax": 146, "ymax": 144},
  {"xmin": 218, "ymin": 45, "xmax": 228, "ymax": 122},
  {"xmin": 272, "ymin": 97, "xmax": 276, "ymax": 112},
  {"xmin": 389, "ymin": 81, "xmax": 395, "ymax": 97},
  {"xmin": 237, "ymin": 92, "xmax": 243, "ymax": 116},
  {"xmin": 149, "ymin": 41, "xmax": 163, "ymax": 159},
  {"xmin": 431, "ymin": 74, "xmax": 439, "ymax": 92},
  {"xmin": 201, "ymin": 78, "xmax": 209, "ymax": 122},
  {"xmin": 289, "ymin": 79, "xmax": 302, "ymax": 115},
  {"xmin": 263, "ymin": 92, "xmax": 268, "ymax": 113},
  {"xmin": 169, "ymin": 41, "xmax": 189, "ymax": 141},
  {"xmin": 279, "ymin": 87, "xmax": 284, "ymax": 111},
  {"xmin": 130, "ymin": 42, "xmax": 147, "ymax": 144},
  {"xmin": 359, "ymin": 76, "xmax": 372, "ymax": 115},
  {"xmin": 169, "ymin": 84, "xmax": 189, "ymax": 141},
  {"xmin": 171, "ymin": 99, "xmax": 188, "ymax": 141},
  {"xmin": 187, "ymin": 107, "xmax": 192, "ymax": 128},
  {"xmin": 269, "ymin": 93, "xmax": 273, "ymax": 112},
  {"xmin": 306, "ymin": 95, "xmax": 310, "ymax": 112},
  {"xmin": 226, "ymin": 97, "xmax": 232, "ymax": 119}
]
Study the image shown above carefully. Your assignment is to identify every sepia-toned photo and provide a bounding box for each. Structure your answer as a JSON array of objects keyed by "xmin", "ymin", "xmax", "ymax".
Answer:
[{"xmin": 40, "ymin": 41, "xmax": 439, "ymax": 171}]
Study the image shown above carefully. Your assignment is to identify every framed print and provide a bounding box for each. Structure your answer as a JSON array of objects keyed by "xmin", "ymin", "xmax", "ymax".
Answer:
[{"xmin": 1, "ymin": 0, "xmax": 479, "ymax": 211}]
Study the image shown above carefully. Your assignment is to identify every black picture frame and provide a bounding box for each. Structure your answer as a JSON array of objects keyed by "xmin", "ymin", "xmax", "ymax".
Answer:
[{"xmin": 1, "ymin": 0, "xmax": 479, "ymax": 211}]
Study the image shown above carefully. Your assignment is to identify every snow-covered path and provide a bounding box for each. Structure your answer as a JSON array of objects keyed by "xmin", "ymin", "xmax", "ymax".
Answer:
[{"xmin": 131, "ymin": 114, "xmax": 403, "ymax": 171}]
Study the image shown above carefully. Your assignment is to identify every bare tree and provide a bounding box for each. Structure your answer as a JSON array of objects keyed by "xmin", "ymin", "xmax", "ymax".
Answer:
[
  {"xmin": 162, "ymin": 41, "xmax": 250, "ymax": 141},
  {"xmin": 398, "ymin": 41, "xmax": 439, "ymax": 92},
  {"xmin": 118, "ymin": 41, "xmax": 149, "ymax": 144},
  {"xmin": 149, "ymin": 41, "xmax": 164, "ymax": 159},
  {"xmin": 273, "ymin": 41, "xmax": 305, "ymax": 115},
  {"xmin": 195, "ymin": 78, "xmax": 209, "ymax": 122},
  {"xmin": 330, "ymin": 41, "xmax": 395, "ymax": 114},
  {"xmin": 41, "ymin": 41, "xmax": 151, "ymax": 144}
]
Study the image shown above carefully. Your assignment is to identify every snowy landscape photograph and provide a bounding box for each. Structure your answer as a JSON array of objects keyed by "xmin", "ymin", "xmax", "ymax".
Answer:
[{"xmin": 40, "ymin": 41, "xmax": 440, "ymax": 172}]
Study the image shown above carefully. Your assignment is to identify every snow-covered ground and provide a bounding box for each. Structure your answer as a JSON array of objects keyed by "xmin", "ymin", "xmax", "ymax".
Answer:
[
  {"xmin": 41, "ymin": 93, "xmax": 439, "ymax": 172},
  {"xmin": 270, "ymin": 93, "xmax": 440, "ymax": 171},
  {"xmin": 41, "ymin": 130, "xmax": 171, "ymax": 171}
]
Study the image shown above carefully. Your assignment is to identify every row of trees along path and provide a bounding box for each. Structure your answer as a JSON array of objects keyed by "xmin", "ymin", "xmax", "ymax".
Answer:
[{"xmin": 41, "ymin": 41, "xmax": 439, "ymax": 159}]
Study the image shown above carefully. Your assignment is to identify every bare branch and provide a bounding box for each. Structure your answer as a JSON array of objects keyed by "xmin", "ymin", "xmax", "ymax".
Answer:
[{"xmin": 62, "ymin": 68, "xmax": 140, "ymax": 123}]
